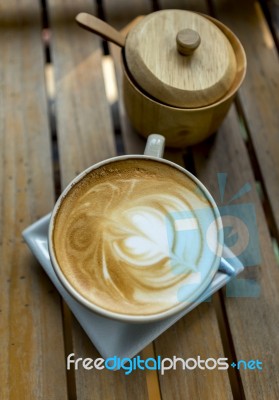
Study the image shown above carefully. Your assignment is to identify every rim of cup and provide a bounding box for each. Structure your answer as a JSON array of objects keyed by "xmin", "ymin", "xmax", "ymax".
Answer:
[{"xmin": 48, "ymin": 154, "xmax": 224, "ymax": 323}]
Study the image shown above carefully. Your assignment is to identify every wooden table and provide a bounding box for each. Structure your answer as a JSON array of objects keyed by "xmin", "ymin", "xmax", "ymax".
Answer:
[{"xmin": 1, "ymin": 0, "xmax": 279, "ymax": 398}]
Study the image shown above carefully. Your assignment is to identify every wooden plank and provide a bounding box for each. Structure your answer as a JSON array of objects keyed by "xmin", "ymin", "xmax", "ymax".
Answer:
[
  {"xmin": 262, "ymin": 0, "xmax": 279, "ymax": 47},
  {"xmin": 47, "ymin": 0, "xmax": 116, "ymax": 186},
  {"xmin": 105, "ymin": 1, "xmax": 233, "ymax": 399},
  {"xmin": 158, "ymin": 0, "xmax": 209, "ymax": 13},
  {"xmin": 72, "ymin": 318, "xmax": 149, "ymax": 399},
  {"xmin": 0, "ymin": 1, "xmax": 68, "ymax": 399},
  {"xmin": 155, "ymin": 304, "xmax": 234, "ymax": 400},
  {"xmin": 212, "ymin": 0, "xmax": 279, "ymax": 240},
  {"xmin": 193, "ymin": 105, "xmax": 279, "ymax": 398},
  {"xmin": 47, "ymin": 0, "xmax": 149, "ymax": 398},
  {"xmin": 103, "ymin": 0, "xmax": 152, "ymax": 30}
]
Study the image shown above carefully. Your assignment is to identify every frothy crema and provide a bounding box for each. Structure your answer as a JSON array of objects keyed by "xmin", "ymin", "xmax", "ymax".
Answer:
[{"xmin": 53, "ymin": 159, "xmax": 219, "ymax": 316}]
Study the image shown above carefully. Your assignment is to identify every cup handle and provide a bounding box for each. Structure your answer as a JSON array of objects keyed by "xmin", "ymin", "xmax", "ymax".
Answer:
[
  {"xmin": 218, "ymin": 258, "xmax": 236, "ymax": 276},
  {"xmin": 144, "ymin": 134, "xmax": 165, "ymax": 158}
]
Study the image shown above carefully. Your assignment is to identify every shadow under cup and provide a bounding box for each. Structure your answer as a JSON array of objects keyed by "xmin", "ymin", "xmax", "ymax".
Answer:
[{"xmin": 48, "ymin": 154, "xmax": 223, "ymax": 323}]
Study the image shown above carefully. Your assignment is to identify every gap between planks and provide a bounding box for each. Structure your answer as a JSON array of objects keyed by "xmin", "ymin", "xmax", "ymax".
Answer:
[{"xmin": 41, "ymin": 6, "xmax": 77, "ymax": 400}]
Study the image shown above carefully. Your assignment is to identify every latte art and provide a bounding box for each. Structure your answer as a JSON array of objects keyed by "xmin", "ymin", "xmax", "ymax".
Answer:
[{"xmin": 53, "ymin": 159, "xmax": 218, "ymax": 315}]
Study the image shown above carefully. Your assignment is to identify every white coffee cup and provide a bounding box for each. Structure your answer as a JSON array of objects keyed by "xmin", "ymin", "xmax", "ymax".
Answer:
[{"xmin": 48, "ymin": 134, "xmax": 223, "ymax": 323}]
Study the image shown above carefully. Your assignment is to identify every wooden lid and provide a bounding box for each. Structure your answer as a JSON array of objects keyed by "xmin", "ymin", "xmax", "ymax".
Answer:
[{"xmin": 125, "ymin": 10, "xmax": 237, "ymax": 108}]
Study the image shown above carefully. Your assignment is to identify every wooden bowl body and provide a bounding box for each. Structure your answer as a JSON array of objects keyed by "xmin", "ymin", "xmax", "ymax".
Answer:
[{"xmin": 123, "ymin": 15, "xmax": 246, "ymax": 148}]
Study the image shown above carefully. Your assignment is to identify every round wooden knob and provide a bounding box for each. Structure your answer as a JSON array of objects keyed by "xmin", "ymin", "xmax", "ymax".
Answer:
[{"xmin": 176, "ymin": 29, "xmax": 201, "ymax": 56}]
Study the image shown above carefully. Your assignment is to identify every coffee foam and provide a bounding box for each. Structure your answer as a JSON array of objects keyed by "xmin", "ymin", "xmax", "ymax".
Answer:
[{"xmin": 53, "ymin": 159, "xmax": 218, "ymax": 315}]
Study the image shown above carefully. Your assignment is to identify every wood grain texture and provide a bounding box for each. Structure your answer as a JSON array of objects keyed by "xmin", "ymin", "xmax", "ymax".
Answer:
[
  {"xmin": 103, "ymin": 0, "xmax": 152, "ymax": 30},
  {"xmin": 192, "ymin": 106, "xmax": 279, "ymax": 399},
  {"xmin": 71, "ymin": 318, "xmax": 149, "ymax": 400},
  {"xmin": 47, "ymin": 0, "xmax": 116, "ymax": 187},
  {"xmin": 47, "ymin": 0, "xmax": 149, "ymax": 398},
  {"xmin": 122, "ymin": 15, "xmax": 245, "ymax": 146},
  {"xmin": 125, "ymin": 10, "xmax": 237, "ymax": 108},
  {"xmin": 155, "ymin": 303, "xmax": 233, "ymax": 400},
  {"xmin": 0, "ymin": 1, "xmax": 67, "ymax": 399},
  {"xmin": 141, "ymin": 344, "xmax": 162, "ymax": 400},
  {"xmin": 158, "ymin": 0, "xmax": 208, "ymax": 13},
  {"xmin": 212, "ymin": 0, "xmax": 279, "ymax": 241},
  {"xmin": 122, "ymin": 48, "xmax": 241, "ymax": 148},
  {"xmin": 105, "ymin": 2, "xmax": 233, "ymax": 399},
  {"xmin": 264, "ymin": 0, "xmax": 279, "ymax": 46}
]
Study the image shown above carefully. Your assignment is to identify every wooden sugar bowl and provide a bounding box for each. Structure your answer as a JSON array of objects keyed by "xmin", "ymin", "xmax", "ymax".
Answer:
[{"xmin": 76, "ymin": 10, "xmax": 246, "ymax": 148}]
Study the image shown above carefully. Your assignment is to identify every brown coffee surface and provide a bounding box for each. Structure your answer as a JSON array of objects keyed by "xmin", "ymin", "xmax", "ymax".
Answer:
[{"xmin": 53, "ymin": 158, "xmax": 216, "ymax": 316}]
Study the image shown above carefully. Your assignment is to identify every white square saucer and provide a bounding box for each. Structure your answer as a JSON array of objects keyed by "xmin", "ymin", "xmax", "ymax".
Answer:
[{"xmin": 22, "ymin": 214, "xmax": 244, "ymax": 359}]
